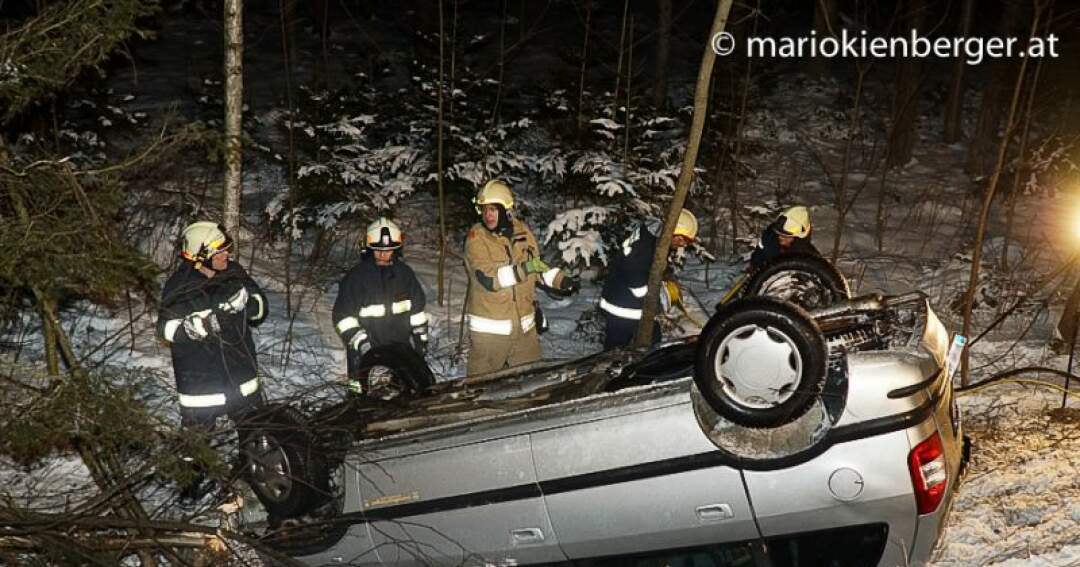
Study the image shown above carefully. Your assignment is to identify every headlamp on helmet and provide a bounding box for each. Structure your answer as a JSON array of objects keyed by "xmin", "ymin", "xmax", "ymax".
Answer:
[{"xmin": 365, "ymin": 217, "xmax": 403, "ymax": 250}]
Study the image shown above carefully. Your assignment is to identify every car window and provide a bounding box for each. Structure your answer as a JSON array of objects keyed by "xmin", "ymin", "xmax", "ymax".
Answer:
[
  {"xmin": 542, "ymin": 541, "xmax": 757, "ymax": 567},
  {"xmin": 764, "ymin": 523, "xmax": 888, "ymax": 567}
]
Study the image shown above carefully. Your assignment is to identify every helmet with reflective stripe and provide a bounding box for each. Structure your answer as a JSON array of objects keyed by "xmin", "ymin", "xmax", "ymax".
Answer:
[
  {"xmin": 366, "ymin": 217, "xmax": 403, "ymax": 250},
  {"xmin": 474, "ymin": 179, "xmax": 514, "ymax": 214},
  {"xmin": 673, "ymin": 209, "xmax": 699, "ymax": 242},
  {"xmin": 777, "ymin": 206, "xmax": 811, "ymax": 238},
  {"xmin": 180, "ymin": 221, "xmax": 233, "ymax": 267}
]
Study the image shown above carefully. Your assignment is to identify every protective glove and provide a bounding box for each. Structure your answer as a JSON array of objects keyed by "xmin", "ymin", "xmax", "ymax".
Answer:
[
  {"xmin": 349, "ymin": 331, "xmax": 372, "ymax": 356},
  {"xmin": 182, "ymin": 310, "xmax": 218, "ymax": 341},
  {"xmin": 347, "ymin": 377, "xmax": 365, "ymax": 396},
  {"xmin": 218, "ymin": 287, "xmax": 249, "ymax": 314},
  {"xmin": 522, "ymin": 256, "xmax": 551, "ymax": 274}
]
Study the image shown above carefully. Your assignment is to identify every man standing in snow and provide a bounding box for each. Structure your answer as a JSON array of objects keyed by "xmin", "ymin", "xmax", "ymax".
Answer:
[
  {"xmin": 464, "ymin": 180, "xmax": 577, "ymax": 375},
  {"xmin": 333, "ymin": 217, "xmax": 429, "ymax": 394},
  {"xmin": 600, "ymin": 209, "xmax": 699, "ymax": 349},
  {"xmin": 748, "ymin": 205, "xmax": 820, "ymax": 272},
  {"xmin": 156, "ymin": 221, "xmax": 268, "ymax": 498}
]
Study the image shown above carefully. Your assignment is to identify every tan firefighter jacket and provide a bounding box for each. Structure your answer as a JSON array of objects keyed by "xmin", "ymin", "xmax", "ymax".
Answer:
[{"xmin": 464, "ymin": 218, "xmax": 566, "ymax": 336}]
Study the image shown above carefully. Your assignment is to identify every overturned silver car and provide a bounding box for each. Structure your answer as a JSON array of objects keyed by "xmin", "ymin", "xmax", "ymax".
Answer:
[{"xmin": 238, "ymin": 258, "xmax": 966, "ymax": 567}]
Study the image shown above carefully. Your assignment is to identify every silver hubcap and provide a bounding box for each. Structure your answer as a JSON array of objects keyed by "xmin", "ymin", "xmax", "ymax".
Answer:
[
  {"xmin": 245, "ymin": 433, "xmax": 293, "ymax": 503},
  {"xmin": 758, "ymin": 271, "xmax": 833, "ymax": 309},
  {"xmin": 715, "ymin": 324, "xmax": 802, "ymax": 409}
]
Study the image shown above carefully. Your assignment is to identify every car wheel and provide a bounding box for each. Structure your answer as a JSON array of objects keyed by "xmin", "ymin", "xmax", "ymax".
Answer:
[
  {"xmin": 741, "ymin": 253, "xmax": 849, "ymax": 310},
  {"xmin": 694, "ymin": 297, "xmax": 828, "ymax": 428},
  {"xmin": 238, "ymin": 405, "xmax": 329, "ymax": 519},
  {"xmin": 357, "ymin": 344, "xmax": 435, "ymax": 399}
]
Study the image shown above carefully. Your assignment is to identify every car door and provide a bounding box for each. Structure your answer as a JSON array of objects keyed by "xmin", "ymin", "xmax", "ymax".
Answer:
[
  {"xmin": 530, "ymin": 393, "xmax": 760, "ymax": 560},
  {"xmin": 356, "ymin": 433, "xmax": 568, "ymax": 566}
]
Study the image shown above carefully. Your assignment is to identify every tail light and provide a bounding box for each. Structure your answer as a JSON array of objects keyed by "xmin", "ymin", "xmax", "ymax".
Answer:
[{"xmin": 908, "ymin": 431, "xmax": 948, "ymax": 514}]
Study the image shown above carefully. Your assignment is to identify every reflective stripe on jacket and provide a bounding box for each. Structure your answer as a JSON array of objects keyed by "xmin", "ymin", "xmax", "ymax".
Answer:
[
  {"xmin": 155, "ymin": 262, "xmax": 268, "ymax": 404},
  {"xmin": 332, "ymin": 252, "xmax": 428, "ymax": 349},
  {"xmin": 600, "ymin": 223, "xmax": 656, "ymax": 319},
  {"xmin": 465, "ymin": 218, "xmax": 560, "ymax": 334}
]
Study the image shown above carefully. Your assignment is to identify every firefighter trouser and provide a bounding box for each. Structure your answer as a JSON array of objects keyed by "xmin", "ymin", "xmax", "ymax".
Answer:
[
  {"xmin": 603, "ymin": 314, "xmax": 660, "ymax": 350},
  {"xmin": 179, "ymin": 387, "xmax": 265, "ymax": 431},
  {"xmin": 468, "ymin": 327, "xmax": 541, "ymax": 376}
]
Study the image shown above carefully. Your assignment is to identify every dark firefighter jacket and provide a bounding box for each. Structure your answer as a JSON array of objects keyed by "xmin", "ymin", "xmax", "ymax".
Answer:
[
  {"xmin": 600, "ymin": 222, "xmax": 672, "ymax": 322},
  {"xmin": 156, "ymin": 262, "xmax": 268, "ymax": 410},
  {"xmin": 332, "ymin": 252, "xmax": 428, "ymax": 350},
  {"xmin": 748, "ymin": 219, "xmax": 821, "ymax": 272}
]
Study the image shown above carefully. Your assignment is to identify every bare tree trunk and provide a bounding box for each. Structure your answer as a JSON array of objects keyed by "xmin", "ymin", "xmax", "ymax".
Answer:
[
  {"xmin": 39, "ymin": 298, "xmax": 59, "ymax": 377},
  {"xmin": 831, "ymin": 65, "xmax": 869, "ymax": 263},
  {"xmin": 519, "ymin": 0, "xmax": 526, "ymax": 41},
  {"xmin": 612, "ymin": 0, "xmax": 630, "ymax": 119},
  {"xmin": 576, "ymin": 3, "xmax": 592, "ymax": 134},
  {"xmin": 723, "ymin": 0, "xmax": 762, "ymax": 255},
  {"xmin": 491, "ymin": 0, "xmax": 507, "ymax": 124},
  {"xmin": 279, "ymin": 0, "xmax": 298, "ymax": 367},
  {"xmin": 635, "ymin": 0, "xmax": 735, "ymax": 346},
  {"xmin": 808, "ymin": 0, "xmax": 838, "ymax": 77},
  {"xmin": 1002, "ymin": 50, "xmax": 1045, "ymax": 270},
  {"xmin": 315, "ymin": 0, "xmax": 331, "ymax": 88},
  {"xmin": 223, "ymin": 0, "xmax": 244, "ymax": 238},
  {"xmin": 887, "ymin": 0, "xmax": 926, "ymax": 168},
  {"xmin": 450, "ymin": 0, "xmax": 458, "ymax": 126},
  {"xmin": 965, "ymin": 0, "xmax": 1025, "ymax": 176},
  {"xmin": 623, "ymin": 14, "xmax": 633, "ymax": 165},
  {"xmin": 943, "ymin": 0, "xmax": 974, "ymax": 143},
  {"xmin": 960, "ymin": 7, "xmax": 1040, "ymax": 386},
  {"xmin": 30, "ymin": 287, "xmax": 162, "ymax": 567},
  {"xmin": 437, "ymin": 0, "xmax": 448, "ymax": 306},
  {"xmin": 281, "ymin": 0, "xmax": 297, "ymax": 66},
  {"xmin": 653, "ymin": 0, "xmax": 671, "ymax": 109}
]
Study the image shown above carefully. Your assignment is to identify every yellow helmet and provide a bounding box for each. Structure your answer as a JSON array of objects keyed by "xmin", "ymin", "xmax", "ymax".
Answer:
[
  {"xmin": 777, "ymin": 206, "xmax": 811, "ymax": 238},
  {"xmin": 365, "ymin": 217, "xmax": 403, "ymax": 250},
  {"xmin": 474, "ymin": 179, "xmax": 514, "ymax": 214},
  {"xmin": 673, "ymin": 209, "xmax": 698, "ymax": 242},
  {"xmin": 180, "ymin": 221, "xmax": 232, "ymax": 267}
]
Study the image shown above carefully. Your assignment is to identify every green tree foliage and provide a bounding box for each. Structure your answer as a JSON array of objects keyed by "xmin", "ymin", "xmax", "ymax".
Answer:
[
  {"xmin": 0, "ymin": 0, "xmax": 160, "ymax": 123},
  {"xmin": 0, "ymin": 162, "xmax": 159, "ymax": 305}
]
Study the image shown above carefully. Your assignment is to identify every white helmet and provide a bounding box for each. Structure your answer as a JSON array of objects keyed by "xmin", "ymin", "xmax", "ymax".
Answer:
[
  {"xmin": 180, "ymin": 221, "xmax": 232, "ymax": 267},
  {"xmin": 365, "ymin": 217, "xmax": 403, "ymax": 250}
]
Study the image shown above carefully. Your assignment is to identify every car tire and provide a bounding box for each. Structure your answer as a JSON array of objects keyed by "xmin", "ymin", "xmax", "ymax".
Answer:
[
  {"xmin": 357, "ymin": 343, "xmax": 435, "ymax": 398},
  {"xmin": 238, "ymin": 404, "xmax": 330, "ymax": 519},
  {"xmin": 694, "ymin": 297, "xmax": 828, "ymax": 428},
  {"xmin": 741, "ymin": 253, "xmax": 850, "ymax": 310}
]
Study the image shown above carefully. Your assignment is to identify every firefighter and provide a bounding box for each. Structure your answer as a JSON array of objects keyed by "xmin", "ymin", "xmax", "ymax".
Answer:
[
  {"xmin": 156, "ymin": 221, "xmax": 268, "ymax": 499},
  {"xmin": 600, "ymin": 209, "xmax": 698, "ymax": 349},
  {"xmin": 465, "ymin": 180, "xmax": 577, "ymax": 375},
  {"xmin": 748, "ymin": 205, "xmax": 820, "ymax": 272},
  {"xmin": 333, "ymin": 217, "xmax": 429, "ymax": 395}
]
